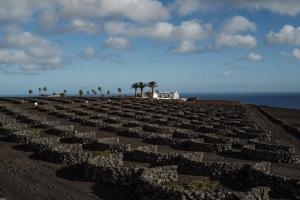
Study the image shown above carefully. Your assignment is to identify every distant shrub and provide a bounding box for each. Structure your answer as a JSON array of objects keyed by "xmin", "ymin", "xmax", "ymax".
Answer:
[
  {"xmin": 163, "ymin": 180, "xmax": 220, "ymax": 192},
  {"xmin": 187, "ymin": 180, "xmax": 220, "ymax": 192}
]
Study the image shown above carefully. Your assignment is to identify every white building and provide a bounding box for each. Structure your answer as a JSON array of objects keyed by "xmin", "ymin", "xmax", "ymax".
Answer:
[{"xmin": 153, "ymin": 91, "xmax": 180, "ymax": 99}]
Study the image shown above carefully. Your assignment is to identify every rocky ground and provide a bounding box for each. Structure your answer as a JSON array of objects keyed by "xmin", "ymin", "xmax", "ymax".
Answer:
[{"xmin": 0, "ymin": 97, "xmax": 299, "ymax": 200}]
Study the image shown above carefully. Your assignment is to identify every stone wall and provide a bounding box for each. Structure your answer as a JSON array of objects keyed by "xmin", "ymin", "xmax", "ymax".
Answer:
[
  {"xmin": 124, "ymin": 145, "xmax": 204, "ymax": 166},
  {"xmin": 172, "ymin": 139, "xmax": 232, "ymax": 152},
  {"xmin": 139, "ymin": 165, "xmax": 178, "ymax": 184},
  {"xmin": 246, "ymin": 164, "xmax": 300, "ymax": 199},
  {"xmin": 136, "ymin": 165, "xmax": 270, "ymax": 200},
  {"xmin": 242, "ymin": 145, "xmax": 299, "ymax": 163},
  {"xmin": 88, "ymin": 152, "xmax": 123, "ymax": 167},
  {"xmin": 84, "ymin": 165, "xmax": 145, "ymax": 185},
  {"xmin": 38, "ymin": 144, "xmax": 92, "ymax": 165},
  {"xmin": 92, "ymin": 137, "xmax": 131, "ymax": 152}
]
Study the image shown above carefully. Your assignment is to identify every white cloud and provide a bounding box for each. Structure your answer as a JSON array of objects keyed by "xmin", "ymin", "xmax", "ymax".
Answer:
[
  {"xmin": 236, "ymin": 0, "xmax": 300, "ymax": 16},
  {"xmin": 81, "ymin": 47, "xmax": 97, "ymax": 59},
  {"xmin": 78, "ymin": 47, "xmax": 124, "ymax": 64},
  {"xmin": 171, "ymin": 0, "xmax": 300, "ymax": 16},
  {"xmin": 246, "ymin": 53, "xmax": 262, "ymax": 61},
  {"xmin": 222, "ymin": 16, "xmax": 256, "ymax": 34},
  {"xmin": 0, "ymin": 0, "xmax": 50, "ymax": 22},
  {"xmin": 267, "ymin": 25, "xmax": 300, "ymax": 45},
  {"xmin": 171, "ymin": 41, "xmax": 200, "ymax": 54},
  {"xmin": 64, "ymin": 19, "xmax": 101, "ymax": 34},
  {"xmin": 2, "ymin": 0, "xmax": 300, "ymax": 27},
  {"xmin": 218, "ymin": 71, "xmax": 234, "ymax": 79},
  {"xmin": 38, "ymin": 9, "xmax": 58, "ymax": 30},
  {"xmin": 293, "ymin": 48, "xmax": 300, "ymax": 60},
  {"xmin": 172, "ymin": 0, "xmax": 205, "ymax": 16},
  {"xmin": 172, "ymin": 0, "xmax": 224, "ymax": 16},
  {"xmin": 104, "ymin": 21, "xmax": 174, "ymax": 40},
  {"xmin": 238, "ymin": 53, "xmax": 262, "ymax": 61},
  {"xmin": 0, "ymin": 49, "xmax": 29, "ymax": 64},
  {"xmin": 216, "ymin": 33, "xmax": 257, "ymax": 48},
  {"xmin": 54, "ymin": 0, "xmax": 169, "ymax": 23},
  {"xmin": 3, "ymin": 31, "xmax": 50, "ymax": 48},
  {"xmin": 9, "ymin": 0, "xmax": 169, "ymax": 25},
  {"xmin": 174, "ymin": 21, "xmax": 212, "ymax": 41},
  {"xmin": 1, "ymin": 0, "xmax": 169, "ymax": 34},
  {"xmin": 221, "ymin": 72, "xmax": 233, "ymax": 77},
  {"xmin": 0, "ymin": 28, "xmax": 65, "ymax": 73},
  {"xmin": 103, "ymin": 37, "xmax": 130, "ymax": 49},
  {"xmin": 104, "ymin": 20, "xmax": 212, "ymax": 41}
]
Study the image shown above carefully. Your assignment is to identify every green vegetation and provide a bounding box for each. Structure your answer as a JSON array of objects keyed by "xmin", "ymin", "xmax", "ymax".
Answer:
[
  {"xmin": 29, "ymin": 128, "xmax": 45, "ymax": 134},
  {"xmin": 162, "ymin": 182, "xmax": 183, "ymax": 191},
  {"xmin": 131, "ymin": 81, "xmax": 158, "ymax": 98},
  {"xmin": 138, "ymin": 82, "xmax": 147, "ymax": 97},
  {"xmin": 28, "ymin": 89, "xmax": 33, "ymax": 96},
  {"xmin": 43, "ymin": 87, "xmax": 47, "ymax": 95},
  {"xmin": 98, "ymin": 86, "xmax": 102, "ymax": 96},
  {"xmin": 131, "ymin": 83, "xmax": 139, "ymax": 97},
  {"xmin": 163, "ymin": 180, "xmax": 220, "ymax": 192},
  {"xmin": 79, "ymin": 89, "xmax": 84, "ymax": 96},
  {"xmin": 117, "ymin": 88, "xmax": 122, "ymax": 96},
  {"xmin": 147, "ymin": 81, "xmax": 158, "ymax": 98},
  {"xmin": 187, "ymin": 180, "xmax": 220, "ymax": 191}
]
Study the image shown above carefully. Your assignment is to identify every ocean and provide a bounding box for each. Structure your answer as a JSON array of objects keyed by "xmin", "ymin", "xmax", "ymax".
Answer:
[{"xmin": 181, "ymin": 93, "xmax": 300, "ymax": 109}]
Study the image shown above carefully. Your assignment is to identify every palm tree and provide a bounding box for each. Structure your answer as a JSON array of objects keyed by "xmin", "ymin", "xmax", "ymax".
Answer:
[
  {"xmin": 92, "ymin": 89, "xmax": 97, "ymax": 96},
  {"xmin": 38, "ymin": 88, "xmax": 41, "ymax": 96},
  {"xmin": 79, "ymin": 90, "xmax": 84, "ymax": 96},
  {"xmin": 64, "ymin": 90, "xmax": 67, "ymax": 96},
  {"xmin": 28, "ymin": 89, "xmax": 33, "ymax": 96},
  {"xmin": 117, "ymin": 88, "xmax": 122, "ymax": 96},
  {"xmin": 97, "ymin": 86, "xmax": 102, "ymax": 96},
  {"xmin": 43, "ymin": 87, "xmax": 47, "ymax": 95},
  {"xmin": 148, "ymin": 81, "xmax": 158, "ymax": 98},
  {"xmin": 87, "ymin": 91, "xmax": 90, "ymax": 96},
  {"xmin": 131, "ymin": 83, "xmax": 139, "ymax": 97},
  {"xmin": 107, "ymin": 90, "xmax": 110, "ymax": 96},
  {"xmin": 138, "ymin": 82, "xmax": 147, "ymax": 98}
]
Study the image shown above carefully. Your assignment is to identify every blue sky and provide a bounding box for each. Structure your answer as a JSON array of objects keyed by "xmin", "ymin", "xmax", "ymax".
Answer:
[{"xmin": 0, "ymin": 0, "xmax": 300, "ymax": 95}]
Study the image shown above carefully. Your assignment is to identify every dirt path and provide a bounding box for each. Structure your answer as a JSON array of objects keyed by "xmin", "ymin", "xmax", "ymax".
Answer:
[{"xmin": 247, "ymin": 105, "xmax": 300, "ymax": 152}]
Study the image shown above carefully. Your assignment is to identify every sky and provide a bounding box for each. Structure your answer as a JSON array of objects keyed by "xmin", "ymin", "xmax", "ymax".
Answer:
[{"xmin": 0, "ymin": 0, "xmax": 300, "ymax": 95}]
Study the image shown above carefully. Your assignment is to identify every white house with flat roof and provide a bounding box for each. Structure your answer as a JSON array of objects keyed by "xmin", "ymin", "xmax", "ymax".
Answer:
[{"xmin": 153, "ymin": 91, "xmax": 180, "ymax": 99}]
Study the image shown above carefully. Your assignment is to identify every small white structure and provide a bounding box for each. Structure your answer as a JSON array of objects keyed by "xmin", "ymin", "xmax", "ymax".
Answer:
[{"xmin": 153, "ymin": 91, "xmax": 180, "ymax": 99}]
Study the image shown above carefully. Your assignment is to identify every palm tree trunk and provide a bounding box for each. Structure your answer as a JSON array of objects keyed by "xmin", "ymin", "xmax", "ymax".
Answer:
[
  {"xmin": 134, "ymin": 89, "xmax": 137, "ymax": 97},
  {"xmin": 140, "ymin": 88, "xmax": 143, "ymax": 98},
  {"xmin": 151, "ymin": 87, "xmax": 154, "ymax": 98}
]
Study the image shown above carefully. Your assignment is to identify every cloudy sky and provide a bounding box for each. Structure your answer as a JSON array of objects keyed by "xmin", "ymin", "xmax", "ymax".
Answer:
[{"xmin": 0, "ymin": 0, "xmax": 300, "ymax": 95}]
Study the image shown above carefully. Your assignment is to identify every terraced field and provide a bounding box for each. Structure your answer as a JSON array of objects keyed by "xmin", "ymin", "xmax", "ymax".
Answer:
[{"xmin": 0, "ymin": 97, "xmax": 299, "ymax": 200}]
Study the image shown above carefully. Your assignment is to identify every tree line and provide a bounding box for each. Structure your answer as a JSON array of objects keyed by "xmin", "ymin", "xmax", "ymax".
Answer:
[
  {"xmin": 131, "ymin": 81, "xmax": 158, "ymax": 98},
  {"xmin": 28, "ymin": 81, "xmax": 158, "ymax": 98}
]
